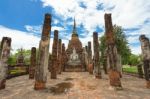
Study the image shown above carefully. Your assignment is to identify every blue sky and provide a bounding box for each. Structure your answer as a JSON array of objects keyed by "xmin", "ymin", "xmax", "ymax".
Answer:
[{"xmin": 0, "ymin": 0, "xmax": 150, "ymax": 54}]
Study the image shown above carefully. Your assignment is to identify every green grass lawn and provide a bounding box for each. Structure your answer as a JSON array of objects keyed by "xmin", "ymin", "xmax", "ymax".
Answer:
[
  {"xmin": 122, "ymin": 65, "xmax": 138, "ymax": 74},
  {"xmin": 10, "ymin": 69, "xmax": 26, "ymax": 75}
]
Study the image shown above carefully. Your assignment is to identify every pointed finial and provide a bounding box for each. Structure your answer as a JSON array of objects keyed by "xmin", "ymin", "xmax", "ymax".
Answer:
[{"xmin": 72, "ymin": 17, "xmax": 77, "ymax": 34}]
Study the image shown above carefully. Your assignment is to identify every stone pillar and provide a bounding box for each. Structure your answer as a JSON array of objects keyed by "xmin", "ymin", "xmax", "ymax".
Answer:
[
  {"xmin": 82, "ymin": 47, "xmax": 88, "ymax": 71},
  {"xmin": 93, "ymin": 32, "xmax": 102, "ymax": 78},
  {"xmin": 103, "ymin": 50, "xmax": 108, "ymax": 74},
  {"xmin": 51, "ymin": 30, "xmax": 58, "ymax": 79},
  {"xmin": 48, "ymin": 54, "xmax": 52, "ymax": 72},
  {"xmin": 104, "ymin": 13, "xmax": 122, "ymax": 88},
  {"xmin": 139, "ymin": 35, "xmax": 150, "ymax": 88},
  {"xmin": 137, "ymin": 63, "xmax": 144, "ymax": 78},
  {"xmin": 85, "ymin": 46, "xmax": 88, "ymax": 52},
  {"xmin": 87, "ymin": 41, "xmax": 93, "ymax": 74},
  {"xmin": 34, "ymin": 13, "xmax": 51, "ymax": 90},
  {"xmin": 61, "ymin": 43, "xmax": 66, "ymax": 71},
  {"xmin": 0, "ymin": 37, "xmax": 11, "ymax": 90},
  {"xmin": 29, "ymin": 47, "xmax": 36, "ymax": 79},
  {"xmin": 58, "ymin": 39, "xmax": 62, "ymax": 74}
]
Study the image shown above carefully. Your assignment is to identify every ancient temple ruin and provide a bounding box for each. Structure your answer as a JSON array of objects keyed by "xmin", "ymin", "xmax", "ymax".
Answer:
[
  {"xmin": 139, "ymin": 35, "xmax": 150, "ymax": 88},
  {"xmin": 0, "ymin": 37, "xmax": 11, "ymax": 89},
  {"xmin": 65, "ymin": 18, "xmax": 84, "ymax": 71},
  {"xmin": 34, "ymin": 13, "xmax": 51, "ymax": 90},
  {"xmin": 104, "ymin": 13, "xmax": 122, "ymax": 88},
  {"xmin": 16, "ymin": 48, "xmax": 25, "ymax": 66}
]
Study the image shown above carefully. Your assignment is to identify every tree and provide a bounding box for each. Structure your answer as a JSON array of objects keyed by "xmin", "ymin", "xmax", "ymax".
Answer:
[
  {"xmin": 128, "ymin": 54, "xmax": 140, "ymax": 66},
  {"xmin": 7, "ymin": 49, "xmax": 32, "ymax": 65},
  {"xmin": 99, "ymin": 25, "xmax": 131, "ymax": 65}
]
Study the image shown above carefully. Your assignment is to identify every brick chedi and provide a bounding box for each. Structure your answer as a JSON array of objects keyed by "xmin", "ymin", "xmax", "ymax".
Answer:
[
  {"xmin": 139, "ymin": 35, "xmax": 150, "ymax": 88},
  {"xmin": 66, "ymin": 18, "xmax": 82, "ymax": 55},
  {"xmin": 0, "ymin": 37, "xmax": 11, "ymax": 90},
  {"xmin": 16, "ymin": 48, "xmax": 25, "ymax": 66},
  {"xmin": 51, "ymin": 30, "xmax": 58, "ymax": 79},
  {"xmin": 34, "ymin": 13, "xmax": 51, "ymax": 90},
  {"xmin": 66, "ymin": 18, "xmax": 84, "ymax": 71},
  {"xmin": 104, "ymin": 13, "xmax": 122, "ymax": 88},
  {"xmin": 29, "ymin": 47, "xmax": 36, "ymax": 79}
]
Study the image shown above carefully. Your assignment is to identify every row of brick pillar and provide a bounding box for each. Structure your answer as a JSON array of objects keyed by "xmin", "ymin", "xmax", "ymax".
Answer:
[{"xmin": 32, "ymin": 14, "xmax": 67, "ymax": 90}]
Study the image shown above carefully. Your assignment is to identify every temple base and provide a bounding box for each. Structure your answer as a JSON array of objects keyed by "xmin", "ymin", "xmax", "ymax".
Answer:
[
  {"xmin": 65, "ymin": 65, "xmax": 84, "ymax": 72},
  {"xmin": 0, "ymin": 79, "xmax": 6, "ymax": 90},
  {"xmin": 146, "ymin": 81, "xmax": 150, "ymax": 88},
  {"xmin": 34, "ymin": 81, "xmax": 46, "ymax": 90},
  {"xmin": 95, "ymin": 73, "xmax": 102, "ymax": 79},
  {"xmin": 29, "ymin": 75, "xmax": 34, "ymax": 79},
  {"xmin": 108, "ymin": 69, "xmax": 122, "ymax": 88},
  {"xmin": 88, "ymin": 64, "xmax": 93, "ymax": 74}
]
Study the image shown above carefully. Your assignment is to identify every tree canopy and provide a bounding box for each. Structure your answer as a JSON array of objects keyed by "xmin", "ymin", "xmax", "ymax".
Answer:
[{"xmin": 99, "ymin": 25, "xmax": 131, "ymax": 65}]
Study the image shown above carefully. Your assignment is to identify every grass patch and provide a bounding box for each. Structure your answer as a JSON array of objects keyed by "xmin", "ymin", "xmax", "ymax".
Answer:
[
  {"xmin": 10, "ymin": 69, "xmax": 26, "ymax": 75},
  {"xmin": 122, "ymin": 65, "xmax": 138, "ymax": 74}
]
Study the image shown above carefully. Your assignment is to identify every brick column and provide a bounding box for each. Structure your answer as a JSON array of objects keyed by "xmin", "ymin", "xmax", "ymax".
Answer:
[
  {"xmin": 51, "ymin": 30, "xmax": 58, "ymax": 79},
  {"xmin": 139, "ymin": 35, "xmax": 150, "ymax": 88},
  {"xmin": 0, "ymin": 37, "xmax": 11, "ymax": 90},
  {"xmin": 104, "ymin": 13, "xmax": 122, "ymax": 88},
  {"xmin": 29, "ymin": 47, "xmax": 36, "ymax": 79},
  {"xmin": 58, "ymin": 39, "xmax": 62, "ymax": 74},
  {"xmin": 93, "ymin": 32, "xmax": 102, "ymax": 78},
  {"xmin": 34, "ymin": 13, "xmax": 51, "ymax": 90}
]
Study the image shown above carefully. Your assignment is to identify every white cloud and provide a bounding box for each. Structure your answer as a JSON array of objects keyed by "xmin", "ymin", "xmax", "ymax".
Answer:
[
  {"xmin": 130, "ymin": 45, "xmax": 141, "ymax": 55},
  {"xmin": 0, "ymin": 25, "xmax": 70, "ymax": 54},
  {"xmin": 0, "ymin": 25, "xmax": 40, "ymax": 53},
  {"xmin": 41, "ymin": 0, "xmax": 150, "ymax": 55},
  {"xmin": 24, "ymin": 25, "xmax": 42, "ymax": 34},
  {"xmin": 51, "ymin": 26, "xmax": 64, "ymax": 31}
]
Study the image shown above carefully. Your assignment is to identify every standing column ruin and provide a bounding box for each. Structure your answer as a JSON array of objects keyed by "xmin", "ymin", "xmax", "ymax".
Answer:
[
  {"xmin": 104, "ymin": 13, "xmax": 122, "ymax": 88},
  {"xmin": 61, "ymin": 43, "xmax": 66, "ymax": 71},
  {"xmin": 87, "ymin": 41, "xmax": 93, "ymax": 74},
  {"xmin": 58, "ymin": 39, "xmax": 62, "ymax": 74},
  {"xmin": 48, "ymin": 54, "xmax": 52, "ymax": 72},
  {"xmin": 34, "ymin": 13, "xmax": 51, "ymax": 90},
  {"xmin": 0, "ymin": 37, "xmax": 11, "ymax": 89},
  {"xmin": 139, "ymin": 35, "xmax": 150, "ymax": 88},
  {"xmin": 29, "ymin": 47, "xmax": 36, "ymax": 79},
  {"xmin": 137, "ymin": 63, "xmax": 144, "ymax": 78},
  {"xmin": 93, "ymin": 32, "xmax": 102, "ymax": 78},
  {"xmin": 103, "ymin": 50, "xmax": 108, "ymax": 74},
  {"xmin": 51, "ymin": 30, "xmax": 58, "ymax": 79}
]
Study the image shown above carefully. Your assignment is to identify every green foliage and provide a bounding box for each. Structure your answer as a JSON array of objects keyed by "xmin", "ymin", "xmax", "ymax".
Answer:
[
  {"xmin": 10, "ymin": 69, "xmax": 26, "ymax": 75},
  {"xmin": 8, "ymin": 49, "xmax": 31, "ymax": 65},
  {"xmin": 128, "ymin": 54, "xmax": 141, "ymax": 66},
  {"xmin": 122, "ymin": 65, "xmax": 138, "ymax": 73},
  {"xmin": 7, "ymin": 54, "xmax": 17, "ymax": 65},
  {"xmin": 99, "ymin": 25, "xmax": 131, "ymax": 64}
]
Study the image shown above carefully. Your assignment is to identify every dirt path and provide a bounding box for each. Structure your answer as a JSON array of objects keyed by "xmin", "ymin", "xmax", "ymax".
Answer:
[{"xmin": 0, "ymin": 72, "xmax": 150, "ymax": 99}]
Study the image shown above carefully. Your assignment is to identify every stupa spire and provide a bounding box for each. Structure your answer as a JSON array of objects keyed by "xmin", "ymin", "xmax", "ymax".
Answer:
[{"xmin": 72, "ymin": 17, "xmax": 77, "ymax": 34}]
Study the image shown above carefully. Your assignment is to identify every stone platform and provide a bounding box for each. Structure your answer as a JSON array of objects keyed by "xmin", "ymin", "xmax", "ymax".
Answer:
[
  {"xmin": 64, "ymin": 65, "xmax": 85, "ymax": 72},
  {"xmin": 0, "ymin": 72, "xmax": 150, "ymax": 99}
]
